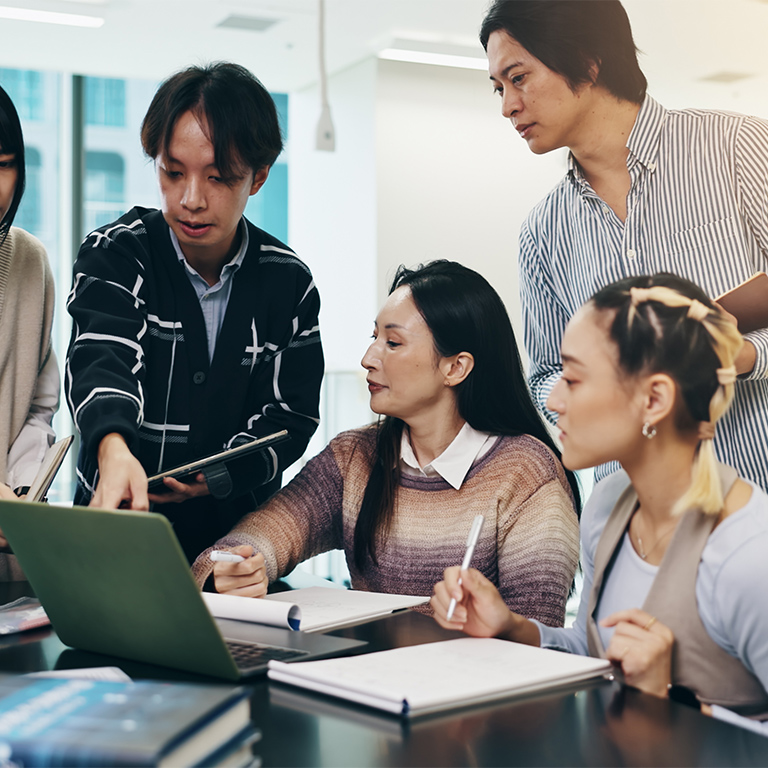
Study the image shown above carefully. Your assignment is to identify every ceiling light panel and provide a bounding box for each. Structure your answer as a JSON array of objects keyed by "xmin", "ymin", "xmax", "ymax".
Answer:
[
  {"xmin": 0, "ymin": 4, "xmax": 103, "ymax": 26},
  {"xmin": 217, "ymin": 14, "xmax": 280, "ymax": 32}
]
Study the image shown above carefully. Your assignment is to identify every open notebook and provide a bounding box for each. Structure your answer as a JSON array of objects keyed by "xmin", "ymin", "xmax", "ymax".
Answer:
[{"xmin": 203, "ymin": 588, "xmax": 428, "ymax": 633}]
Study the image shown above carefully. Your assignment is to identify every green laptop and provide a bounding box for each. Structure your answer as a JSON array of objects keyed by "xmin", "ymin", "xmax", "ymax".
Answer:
[{"xmin": 0, "ymin": 500, "xmax": 364, "ymax": 681}]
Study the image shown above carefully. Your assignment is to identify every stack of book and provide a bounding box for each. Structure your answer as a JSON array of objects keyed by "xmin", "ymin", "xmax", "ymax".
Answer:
[{"xmin": 0, "ymin": 676, "xmax": 258, "ymax": 766}]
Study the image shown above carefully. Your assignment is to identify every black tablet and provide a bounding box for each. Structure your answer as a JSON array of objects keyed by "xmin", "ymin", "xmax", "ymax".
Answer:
[{"xmin": 146, "ymin": 430, "xmax": 290, "ymax": 493}]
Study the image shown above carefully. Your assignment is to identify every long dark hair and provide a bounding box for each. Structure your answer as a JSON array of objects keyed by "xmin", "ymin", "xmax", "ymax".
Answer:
[
  {"xmin": 354, "ymin": 260, "xmax": 581, "ymax": 570},
  {"xmin": 0, "ymin": 85, "xmax": 26, "ymax": 242},
  {"xmin": 479, "ymin": 0, "xmax": 647, "ymax": 105}
]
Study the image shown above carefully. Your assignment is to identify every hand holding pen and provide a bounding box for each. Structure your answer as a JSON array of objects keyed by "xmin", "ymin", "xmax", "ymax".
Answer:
[
  {"xmin": 210, "ymin": 550, "xmax": 246, "ymax": 563},
  {"xmin": 209, "ymin": 546, "xmax": 268, "ymax": 598},
  {"xmin": 446, "ymin": 515, "xmax": 485, "ymax": 621}
]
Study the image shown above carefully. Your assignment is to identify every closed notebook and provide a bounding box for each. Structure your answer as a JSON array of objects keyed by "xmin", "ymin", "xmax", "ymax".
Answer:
[
  {"xmin": 716, "ymin": 272, "xmax": 768, "ymax": 335},
  {"xmin": 0, "ymin": 676, "xmax": 253, "ymax": 767},
  {"xmin": 26, "ymin": 436, "xmax": 73, "ymax": 503},
  {"xmin": 268, "ymin": 637, "xmax": 612, "ymax": 717}
]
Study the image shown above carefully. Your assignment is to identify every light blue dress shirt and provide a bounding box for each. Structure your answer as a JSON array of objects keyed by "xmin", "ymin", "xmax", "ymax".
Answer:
[{"xmin": 169, "ymin": 219, "xmax": 249, "ymax": 363}]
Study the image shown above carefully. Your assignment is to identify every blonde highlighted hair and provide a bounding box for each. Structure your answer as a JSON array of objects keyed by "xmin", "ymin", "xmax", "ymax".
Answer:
[{"xmin": 591, "ymin": 275, "xmax": 743, "ymax": 516}]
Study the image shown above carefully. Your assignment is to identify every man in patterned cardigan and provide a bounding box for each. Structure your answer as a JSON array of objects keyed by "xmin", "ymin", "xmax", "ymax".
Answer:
[{"xmin": 66, "ymin": 63, "xmax": 323, "ymax": 561}]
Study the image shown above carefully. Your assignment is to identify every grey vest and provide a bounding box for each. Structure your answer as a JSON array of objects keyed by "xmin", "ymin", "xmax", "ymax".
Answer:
[{"xmin": 586, "ymin": 464, "xmax": 768, "ymax": 717}]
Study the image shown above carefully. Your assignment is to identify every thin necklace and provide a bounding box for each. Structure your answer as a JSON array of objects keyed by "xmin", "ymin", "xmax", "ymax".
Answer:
[{"xmin": 632, "ymin": 509, "xmax": 678, "ymax": 561}]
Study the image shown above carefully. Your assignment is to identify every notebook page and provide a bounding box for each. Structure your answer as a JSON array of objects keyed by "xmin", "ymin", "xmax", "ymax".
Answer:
[{"xmin": 264, "ymin": 587, "xmax": 428, "ymax": 633}]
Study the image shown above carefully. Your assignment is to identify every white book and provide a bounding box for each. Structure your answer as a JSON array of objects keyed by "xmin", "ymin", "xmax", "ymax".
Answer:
[
  {"xmin": 268, "ymin": 637, "xmax": 613, "ymax": 717},
  {"xmin": 203, "ymin": 587, "xmax": 428, "ymax": 634}
]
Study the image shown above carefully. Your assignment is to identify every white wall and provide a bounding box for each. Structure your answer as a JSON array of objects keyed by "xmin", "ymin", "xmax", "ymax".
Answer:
[
  {"xmin": 292, "ymin": 52, "xmax": 768, "ymax": 378},
  {"xmin": 375, "ymin": 59, "xmax": 567, "ymax": 346},
  {"xmin": 291, "ymin": 55, "xmax": 571, "ymax": 379},
  {"xmin": 289, "ymin": 57, "xmax": 378, "ymax": 374}
]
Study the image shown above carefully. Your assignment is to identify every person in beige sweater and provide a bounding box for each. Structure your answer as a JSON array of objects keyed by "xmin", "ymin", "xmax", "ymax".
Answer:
[
  {"xmin": 0, "ymin": 85, "xmax": 59, "ymax": 579},
  {"xmin": 193, "ymin": 261, "xmax": 581, "ymax": 627}
]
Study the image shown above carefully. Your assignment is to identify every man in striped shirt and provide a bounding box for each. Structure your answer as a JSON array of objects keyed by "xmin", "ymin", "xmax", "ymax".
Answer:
[
  {"xmin": 481, "ymin": 0, "xmax": 768, "ymax": 490},
  {"xmin": 66, "ymin": 64, "xmax": 323, "ymax": 561}
]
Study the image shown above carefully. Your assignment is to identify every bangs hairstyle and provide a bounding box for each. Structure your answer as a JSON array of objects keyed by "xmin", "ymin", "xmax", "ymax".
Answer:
[
  {"xmin": 353, "ymin": 260, "xmax": 581, "ymax": 571},
  {"xmin": 0, "ymin": 84, "xmax": 26, "ymax": 239},
  {"xmin": 590, "ymin": 273, "xmax": 743, "ymax": 515},
  {"xmin": 479, "ymin": 0, "xmax": 647, "ymax": 104},
  {"xmin": 140, "ymin": 62, "xmax": 283, "ymax": 183}
]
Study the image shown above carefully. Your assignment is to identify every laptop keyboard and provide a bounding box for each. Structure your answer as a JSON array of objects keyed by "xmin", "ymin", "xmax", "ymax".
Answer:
[{"xmin": 226, "ymin": 640, "xmax": 311, "ymax": 670}]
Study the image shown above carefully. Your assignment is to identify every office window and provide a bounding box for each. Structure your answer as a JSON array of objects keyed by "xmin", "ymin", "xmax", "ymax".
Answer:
[
  {"xmin": 244, "ymin": 92, "xmax": 289, "ymax": 243},
  {"xmin": 0, "ymin": 69, "xmax": 44, "ymax": 121},
  {"xmin": 14, "ymin": 147, "xmax": 42, "ymax": 236},
  {"xmin": 245, "ymin": 163, "xmax": 288, "ymax": 244},
  {"xmin": 84, "ymin": 151, "xmax": 126, "ymax": 232},
  {"xmin": 85, "ymin": 77, "xmax": 126, "ymax": 127},
  {"xmin": 273, "ymin": 93, "xmax": 288, "ymax": 138}
]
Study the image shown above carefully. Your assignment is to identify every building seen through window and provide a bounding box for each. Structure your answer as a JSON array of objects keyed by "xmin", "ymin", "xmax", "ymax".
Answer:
[
  {"xmin": 0, "ymin": 68, "xmax": 43, "ymax": 121},
  {"xmin": 245, "ymin": 91, "xmax": 289, "ymax": 244},
  {"xmin": 14, "ymin": 147, "xmax": 41, "ymax": 235},
  {"xmin": 84, "ymin": 151, "xmax": 126, "ymax": 233},
  {"xmin": 85, "ymin": 77, "xmax": 125, "ymax": 127}
]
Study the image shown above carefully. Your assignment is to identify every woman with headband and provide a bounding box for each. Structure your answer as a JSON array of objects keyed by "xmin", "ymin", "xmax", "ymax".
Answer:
[{"xmin": 431, "ymin": 273, "xmax": 768, "ymax": 730}]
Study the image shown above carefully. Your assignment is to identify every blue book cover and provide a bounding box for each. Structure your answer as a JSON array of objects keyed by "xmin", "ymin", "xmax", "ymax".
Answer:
[{"xmin": 0, "ymin": 676, "xmax": 252, "ymax": 767}]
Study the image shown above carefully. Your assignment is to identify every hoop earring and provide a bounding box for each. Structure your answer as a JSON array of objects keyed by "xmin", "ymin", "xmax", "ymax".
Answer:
[{"xmin": 642, "ymin": 422, "xmax": 657, "ymax": 440}]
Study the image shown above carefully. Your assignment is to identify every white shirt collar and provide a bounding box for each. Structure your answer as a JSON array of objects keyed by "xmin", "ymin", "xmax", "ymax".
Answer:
[{"xmin": 400, "ymin": 422, "xmax": 497, "ymax": 490}]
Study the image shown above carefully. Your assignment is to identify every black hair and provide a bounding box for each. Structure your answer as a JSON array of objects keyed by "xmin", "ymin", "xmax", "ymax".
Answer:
[
  {"xmin": 592, "ymin": 274, "xmax": 722, "ymax": 424},
  {"xmin": 590, "ymin": 273, "xmax": 743, "ymax": 515},
  {"xmin": 140, "ymin": 62, "xmax": 282, "ymax": 183},
  {"xmin": 0, "ymin": 84, "xmax": 26, "ymax": 241},
  {"xmin": 480, "ymin": 0, "xmax": 647, "ymax": 104},
  {"xmin": 354, "ymin": 260, "xmax": 581, "ymax": 570}
]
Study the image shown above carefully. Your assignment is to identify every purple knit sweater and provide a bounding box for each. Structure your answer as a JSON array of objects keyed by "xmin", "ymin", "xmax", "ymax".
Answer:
[{"xmin": 192, "ymin": 427, "xmax": 580, "ymax": 627}]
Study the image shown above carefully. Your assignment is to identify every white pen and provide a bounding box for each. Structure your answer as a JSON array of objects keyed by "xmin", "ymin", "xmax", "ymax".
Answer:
[
  {"xmin": 446, "ymin": 514, "xmax": 485, "ymax": 621},
  {"xmin": 210, "ymin": 550, "xmax": 245, "ymax": 563}
]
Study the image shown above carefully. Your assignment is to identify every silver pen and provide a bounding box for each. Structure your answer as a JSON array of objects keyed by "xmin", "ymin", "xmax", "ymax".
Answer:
[{"xmin": 446, "ymin": 514, "xmax": 485, "ymax": 621}]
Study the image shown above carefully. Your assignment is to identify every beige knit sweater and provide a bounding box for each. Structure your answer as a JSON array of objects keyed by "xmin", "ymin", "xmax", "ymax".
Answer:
[
  {"xmin": 193, "ymin": 427, "xmax": 580, "ymax": 627},
  {"xmin": 0, "ymin": 227, "xmax": 55, "ymax": 580}
]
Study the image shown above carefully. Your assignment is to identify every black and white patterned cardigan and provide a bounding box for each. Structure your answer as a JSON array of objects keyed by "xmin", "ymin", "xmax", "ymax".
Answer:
[{"xmin": 65, "ymin": 207, "xmax": 324, "ymax": 559}]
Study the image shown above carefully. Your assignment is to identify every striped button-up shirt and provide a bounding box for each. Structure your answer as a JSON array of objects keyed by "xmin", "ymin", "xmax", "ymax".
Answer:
[{"xmin": 520, "ymin": 95, "xmax": 768, "ymax": 489}]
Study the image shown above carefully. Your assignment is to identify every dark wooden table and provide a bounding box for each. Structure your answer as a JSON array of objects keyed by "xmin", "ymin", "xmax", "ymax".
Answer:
[{"xmin": 0, "ymin": 582, "xmax": 766, "ymax": 767}]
